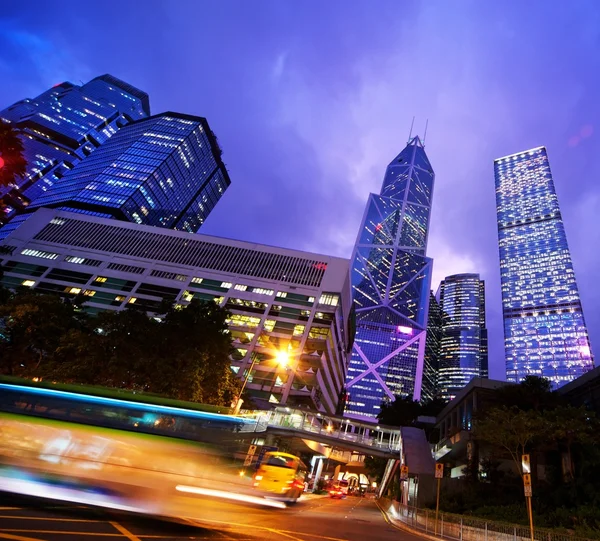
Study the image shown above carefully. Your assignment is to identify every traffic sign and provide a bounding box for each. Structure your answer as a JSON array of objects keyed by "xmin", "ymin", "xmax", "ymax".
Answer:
[
  {"xmin": 523, "ymin": 473, "xmax": 531, "ymax": 486},
  {"xmin": 435, "ymin": 463, "xmax": 444, "ymax": 479},
  {"xmin": 243, "ymin": 444, "xmax": 258, "ymax": 466},
  {"xmin": 524, "ymin": 485, "xmax": 532, "ymax": 498},
  {"xmin": 400, "ymin": 465, "xmax": 409, "ymax": 480},
  {"xmin": 522, "ymin": 454, "xmax": 531, "ymax": 474}
]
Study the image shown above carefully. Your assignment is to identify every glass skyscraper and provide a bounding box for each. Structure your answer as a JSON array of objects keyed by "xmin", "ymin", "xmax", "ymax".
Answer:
[
  {"xmin": 437, "ymin": 273, "xmax": 488, "ymax": 401},
  {"xmin": 495, "ymin": 146, "xmax": 594, "ymax": 387},
  {"xmin": 26, "ymin": 112, "xmax": 231, "ymax": 232},
  {"xmin": 0, "ymin": 75, "xmax": 149, "ymax": 221},
  {"xmin": 422, "ymin": 291, "xmax": 442, "ymax": 402},
  {"xmin": 344, "ymin": 136, "xmax": 434, "ymax": 421}
]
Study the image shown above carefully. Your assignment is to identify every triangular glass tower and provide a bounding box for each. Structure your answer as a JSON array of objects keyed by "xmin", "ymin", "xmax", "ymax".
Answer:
[{"xmin": 344, "ymin": 136, "xmax": 434, "ymax": 421}]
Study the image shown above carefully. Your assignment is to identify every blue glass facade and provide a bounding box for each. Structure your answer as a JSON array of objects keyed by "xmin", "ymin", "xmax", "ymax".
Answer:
[
  {"xmin": 495, "ymin": 146, "xmax": 594, "ymax": 387},
  {"xmin": 26, "ymin": 113, "xmax": 231, "ymax": 232},
  {"xmin": 437, "ymin": 273, "xmax": 488, "ymax": 401},
  {"xmin": 344, "ymin": 136, "xmax": 434, "ymax": 421},
  {"xmin": 422, "ymin": 291, "xmax": 442, "ymax": 402},
  {"xmin": 0, "ymin": 75, "xmax": 149, "ymax": 221}
]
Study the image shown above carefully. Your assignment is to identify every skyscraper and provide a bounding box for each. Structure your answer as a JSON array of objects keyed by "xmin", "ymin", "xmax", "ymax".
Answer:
[
  {"xmin": 494, "ymin": 146, "xmax": 594, "ymax": 387},
  {"xmin": 344, "ymin": 136, "xmax": 434, "ymax": 421},
  {"xmin": 0, "ymin": 75, "xmax": 149, "ymax": 220},
  {"xmin": 25, "ymin": 112, "xmax": 231, "ymax": 232},
  {"xmin": 422, "ymin": 291, "xmax": 442, "ymax": 402},
  {"xmin": 437, "ymin": 273, "xmax": 488, "ymax": 401}
]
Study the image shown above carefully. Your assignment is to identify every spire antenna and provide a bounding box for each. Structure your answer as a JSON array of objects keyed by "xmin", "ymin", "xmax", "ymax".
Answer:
[
  {"xmin": 408, "ymin": 116, "xmax": 415, "ymax": 143},
  {"xmin": 423, "ymin": 119, "xmax": 429, "ymax": 146}
]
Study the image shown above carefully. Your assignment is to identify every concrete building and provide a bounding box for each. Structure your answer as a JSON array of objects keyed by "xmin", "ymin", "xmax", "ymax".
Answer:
[{"xmin": 0, "ymin": 208, "xmax": 352, "ymax": 414}]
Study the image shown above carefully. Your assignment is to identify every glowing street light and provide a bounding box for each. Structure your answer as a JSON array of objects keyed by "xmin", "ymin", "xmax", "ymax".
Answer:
[
  {"xmin": 275, "ymin": 350, "xmax": 290, "ymax": 368},
  {"xmin": 234, "ymin": 348, "xmax": 292, "ymax": 414}
]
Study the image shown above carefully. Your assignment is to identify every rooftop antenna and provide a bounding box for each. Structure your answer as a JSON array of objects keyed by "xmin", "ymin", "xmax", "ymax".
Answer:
[
  {"xmin": 408, "ymin": 116, "xmax": 415, "ymax": 143},
  {"xmin": 423, "ymin": 119, "xmax": 429, "ymax": 146}
]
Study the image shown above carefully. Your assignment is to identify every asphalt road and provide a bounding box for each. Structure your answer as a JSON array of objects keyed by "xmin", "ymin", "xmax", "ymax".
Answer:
[{"xmin": 0, "ymin": 492, "xmax": 421, "ymax": 541}]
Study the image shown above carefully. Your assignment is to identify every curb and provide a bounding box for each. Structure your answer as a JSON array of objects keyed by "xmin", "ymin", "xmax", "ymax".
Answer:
[{"xmin": 376, "ymin": 500, "xmax": 441, "ymax": 541}]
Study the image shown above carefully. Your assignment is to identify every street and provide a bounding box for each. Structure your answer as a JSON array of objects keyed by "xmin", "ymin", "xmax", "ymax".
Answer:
[{"xmin": 0, "ymin": 492, "xmax": 421, "ymax": 541}]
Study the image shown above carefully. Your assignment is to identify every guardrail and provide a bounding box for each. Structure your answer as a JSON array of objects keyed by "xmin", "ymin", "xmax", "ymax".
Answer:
[
  {"xmin": 380, "ymin": 500, "xmax": 595, "ymax": 541},
  {"xmin": 240, "ymin": 408, "xmax": 403, "ymax": 452}
]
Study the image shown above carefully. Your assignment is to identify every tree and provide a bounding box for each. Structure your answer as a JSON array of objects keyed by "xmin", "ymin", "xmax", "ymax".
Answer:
[
  {"xmin": 378, "ymin": 395, "xmax": 422, "ymax": 426},
  {"xmin": 496, "ymin": 375, "xmax": 562, "ymax": 412},
  {"xmin": 0, "ymin": 289, "xmax": 84, "ymax": 376},
  {"xmin": 548, "ymin": 405, "xmax": 598, "ymax": 480},
  {"xmin": 474, "ymin": 405, "xmax": 547, "ymax": 477}
]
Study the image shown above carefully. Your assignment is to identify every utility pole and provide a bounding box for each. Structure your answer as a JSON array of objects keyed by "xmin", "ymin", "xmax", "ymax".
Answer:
[{"xmin": 435, "ymin": 463, "xmax": 444, "ymax": 534}]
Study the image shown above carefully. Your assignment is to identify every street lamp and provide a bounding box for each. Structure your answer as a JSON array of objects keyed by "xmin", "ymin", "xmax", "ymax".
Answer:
[{"xmin": 233, "ymin": 349, "xmax": 291, "ymax": 414}]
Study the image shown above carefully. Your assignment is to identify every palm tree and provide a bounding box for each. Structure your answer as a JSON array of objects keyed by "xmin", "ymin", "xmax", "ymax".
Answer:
[{"xmin": 0, "ymin": 120, "xmax": 27, "ymax": 188}]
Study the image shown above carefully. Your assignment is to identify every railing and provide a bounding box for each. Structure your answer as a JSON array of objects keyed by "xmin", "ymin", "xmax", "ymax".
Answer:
[
  {"xmin": 381, "ymin": 501, "xmax": 595, "ymax": 541},
  {"xmin": 239, "ymin": 408, "xmax": 402, "ymax": 452}
]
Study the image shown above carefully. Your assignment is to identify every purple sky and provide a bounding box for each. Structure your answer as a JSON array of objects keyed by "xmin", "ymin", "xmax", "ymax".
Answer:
[{"xmin": 2, "ymin": 0, "xmax": 600, "ymax": 380}]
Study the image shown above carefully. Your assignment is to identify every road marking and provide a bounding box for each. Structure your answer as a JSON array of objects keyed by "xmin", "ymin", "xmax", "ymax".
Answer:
[
  {"xmin": 0, "ymin": 515, "xmax": 102, "ymax": 523},
  {"xmin": 110, "ymin": 522, "xmax": 143, "ymax": 541},
  {"xmin": 0, "ymin": 531, "xmax": 122, "ymax": 537},
  {"xmin": 0, "ymin": 533, "xmax": 46, "ymax": 541},
  {"xmin": 185, "ymin": 517, "xmax": 348, "ymax": 541}
]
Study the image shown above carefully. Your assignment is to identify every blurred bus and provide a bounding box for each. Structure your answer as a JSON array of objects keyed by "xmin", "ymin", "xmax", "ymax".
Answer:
[
  {"xmin": 253, "ymin": 452, "xmax": 307, "ymax": 503},
  {"xmin": 0, "ymin": 380, "xmax": 292, "ymax": 516}
]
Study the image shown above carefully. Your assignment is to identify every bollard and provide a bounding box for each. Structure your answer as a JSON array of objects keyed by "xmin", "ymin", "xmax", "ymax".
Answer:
[
  {"xmin": 460, "ymin": 518, "xmax": 463, "ymax": 541},
  {"xmin": 485, "ymin": 522, "xmax": 488, "ymax": 541},
  {"xmin": 441, "ymin": 514, "xmax": 444, "ymax": 538},
  {"xmin": 426, "ymin": 509, "xmax": 428, "ymax": 533},
  {"xmin": 514, "ymin": 527, "xmax": 517, "ymax": 541}
]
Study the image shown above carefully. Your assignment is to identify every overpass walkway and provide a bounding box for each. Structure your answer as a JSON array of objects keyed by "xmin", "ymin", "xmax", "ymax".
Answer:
[{"xmin": 239, "ymin": 407, "xmax": 402, "ymax": 458}]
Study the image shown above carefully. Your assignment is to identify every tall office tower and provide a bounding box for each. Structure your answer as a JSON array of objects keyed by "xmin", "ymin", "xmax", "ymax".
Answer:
[
  {"xmin": 437, "ymin": 274, "xmax": 488, "ymax": 401},
  {"xmin": 25, "ymin": 112, "xmax": 231, "ymax": 232},
  {"xmin": 422, "ymin": 291, "xmax": 442, "ymax": 402},
  {"xmin": 495, "ymin": 146, "xmax": 594, "ymax": 387},
  {"xmin": 0, "ymin": 75, "xmax": 149, "ymax": 223},
  {"xmin": 344, "ymin": 136, "xmax": 434, "ymax": 420}
]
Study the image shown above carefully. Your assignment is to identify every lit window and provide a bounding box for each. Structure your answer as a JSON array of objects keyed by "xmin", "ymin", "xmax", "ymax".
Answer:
[
  {"xmin": 263, "ymin": 319, "xmax": 276, "ymax": 332},
  {"xmin": 115, "ymin": 295, "xmax": 126, "ymax": 302},
  {"xmin": 65, "ymin": 256, "xmax": 85, "ymax": 264},
  {"xmin": 182, "ymin": 290, "xmax": 194, "ymax": 302},
  {"xmin": 21, "ymin": 249, "xmax": 59, "ymax": 260},
  {"xmin": 214, "ymin": 296, "xmax": 224, "ymax": 304},
  {"xmin": 128, "ymin": 297, "xmax": 137, "ymax": 304},
  {"xmin": 67, "ymin": 287, "xmax": 81, "ymax": 294},
  {"xmin": 319, "ymin": 293, "xmax": 339, "ymax": 306},
  {"xmin": 95, "ymin": 276, "xmax": 108, "ymax": 283},
  {"xmin": 83, "ymin": 290, "xmax": 96, "ymax": 297},
  {"xmin": 293, "ymin": 325, "xmax": 305, "ymax": 336},
  {"xmin": 221, "ymin": 282, "xmax": 232, "ymax": 289},
  {"xmin": 22, "ymin": 280, "xmax": 35, "ymax": 287},
  {"xmin": 277, "ymin": 292, "xmax": 287, "ymax": 298},
  {"xmin": 308, "ymin": 297, "xmax": 315, "ymax": 303},
  {"xmin": 252, "ymin": 288, "xmax": 274, "ymax": 296},
  {"xmin": 234, "ymin": 284, "xmax": 248, "ymax": 291},
  {"xmin": 191, "ymin": 277, "xmax": 203, "ymax": 284}
]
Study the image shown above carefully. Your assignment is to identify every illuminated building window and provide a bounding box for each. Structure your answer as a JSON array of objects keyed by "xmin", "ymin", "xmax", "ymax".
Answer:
[
  {"xmin": 319, "ymin": 293, "xmax": 339, "ymax": 306},
  {"xmin": 191, "ymin": 277, "xmax": 203, "ymax": 284},
  {"xmin": 181, "ymin": 290, "xmax": 194, "ymax": 302},
  {"xmin": 115, "ymin": 295, "xmax": 126, "ymax": 302},
  {"xmin": 277, "ymin": 292, "xmax": 287, "ymax": 298},
  {"xmin": 263, "ymin": 319, "xmax": 276, "ymax": 332},
  {"xmin": 128, "ymin": 297, "xmax": 137, "ymax": 304},
  {"xmin": 22, "ymin": 280, "xmax": 35, "ymax": 287},
  {"xmin": 234, "ymin": 284, "xmax": 248, "ymax": 291},
  {"xmin": 293, "ymin": 325, "xmax": 305, "ymax": 336},
  {"xmin": 95, "ymin": 276, "xmax": 108, "ymax": 283},
  {"xmin": 221, "ymin": 282, "xmax": 232, "ymax": 289},
  {"xmin": 67, "ymin": 287, "xmax": 81, "ymax": 294},
  {"xmin": 83, "ymin": 290, "xmax": 96, "ymax": 297}
]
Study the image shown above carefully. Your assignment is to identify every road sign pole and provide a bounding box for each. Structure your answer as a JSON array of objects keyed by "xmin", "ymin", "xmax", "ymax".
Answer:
[
  {"xmin": 435, "ymin": 477, "xmax": 441, "ymax": 535},
  {"xmin": 522, "ymin": 455, "xmax": 534, "ymax": 541},
  {"xmin": 526, "ymin": 494, "xmax": 534, "ymax": 541},
  {"xmin": 434, "ymin": 463, "xmax": 443, "ymax": 536}
]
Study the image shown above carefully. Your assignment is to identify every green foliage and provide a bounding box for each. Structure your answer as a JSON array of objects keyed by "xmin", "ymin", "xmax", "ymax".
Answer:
[
  {"xmin": 378, "ymin": 395, "xmax": 424, "ymax": 426},
  {"xmin": 0, "ymin": 289, "xmax": 238, "ymax": 406},
  {"xmin": 364, "ymin": 455, "xmax": 388, "ymax": 483}
]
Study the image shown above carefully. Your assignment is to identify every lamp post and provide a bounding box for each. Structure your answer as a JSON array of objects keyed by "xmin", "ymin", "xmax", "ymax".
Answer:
[{"xmin": 234, "ymin": 350, "xmax": 290, "ymax": 414}]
